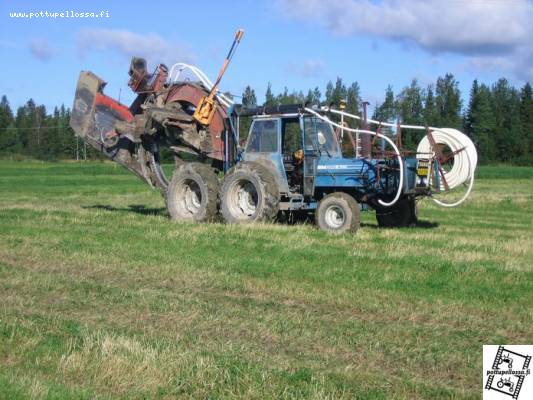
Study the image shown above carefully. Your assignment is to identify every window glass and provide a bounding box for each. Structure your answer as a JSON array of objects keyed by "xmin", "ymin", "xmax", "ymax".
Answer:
[
  {"xmin": 303, "ymin": 116, "xmax": 341, "ymax": 156},
  {"xmin": 282, "ymin": 118, "xmax": 301, "ymax": 154},
  {"xmin": 246, "ymin": 120, "xmax": 278, "ymax": 153}
]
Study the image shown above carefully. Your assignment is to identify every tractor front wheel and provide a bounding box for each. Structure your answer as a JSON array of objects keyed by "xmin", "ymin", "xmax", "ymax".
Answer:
[
  {"xmin": 316, "ymin": 193, "xmax": 360, "ymax": 234},
  {"xmin": 167, "ymin": 162, "xmax": 219, "ymax": 222}
]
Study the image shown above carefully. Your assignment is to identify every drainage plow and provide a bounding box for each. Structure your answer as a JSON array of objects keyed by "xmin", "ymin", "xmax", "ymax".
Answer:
[{"xmin": 70, "ymin": 29, "xmax": 477, "ymax": 234}]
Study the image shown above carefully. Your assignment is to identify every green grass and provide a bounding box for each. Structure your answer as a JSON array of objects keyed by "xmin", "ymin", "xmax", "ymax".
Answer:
[{"xmin": 0, "ymin": 160, "xmax": 532, "ymax": 399}]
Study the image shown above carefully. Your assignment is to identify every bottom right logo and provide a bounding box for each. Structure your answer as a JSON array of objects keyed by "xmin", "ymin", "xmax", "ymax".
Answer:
[{"xmin": 484, "ymin": 345, "xmax": 532, "ymax": 399}]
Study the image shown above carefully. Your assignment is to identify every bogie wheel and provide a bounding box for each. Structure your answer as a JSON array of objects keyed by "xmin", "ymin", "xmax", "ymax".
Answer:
[
  {"xmin": 375, "ymin": 197, "xmax": 418, "ymax": 228},
  {"xmin": 316, "ymin": 193, "xmax": 360, "ymax": 234},
  {"xmin": 220, "ymin": 162, "xmax": 279, "ymax": 224},
  {"xmin": 167, "ymin": 162, "xmax": 219, "ymax": 222}
]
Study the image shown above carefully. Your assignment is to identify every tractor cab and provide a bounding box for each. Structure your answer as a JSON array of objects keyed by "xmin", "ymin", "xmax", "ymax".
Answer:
[{"xmin": 239, "ymin": 109, "xmax": 343, "ymax": 201}]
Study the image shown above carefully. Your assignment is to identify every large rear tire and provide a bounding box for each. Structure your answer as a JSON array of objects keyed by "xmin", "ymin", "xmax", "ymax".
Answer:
[
  {"xmin": 167, "ymin": 162, "xmax": 219, "ymax": 222},
  {"xmin": 220, "ymin": 162, "xmax": 279, "ymax": 224},
  {"xmin": 316, "ymin": 193, "xmax": 360, "ymax": 234},
  {"xmin": 375, "ymin": 197, "xmax": 418, "ymax": 227}
]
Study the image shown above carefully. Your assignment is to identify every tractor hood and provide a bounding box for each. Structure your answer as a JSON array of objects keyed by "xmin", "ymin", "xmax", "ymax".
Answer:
[
  {"xmin": 316, "ymin": 157, "xmax": 371, "ymax": 176},
  {"xmin": 314, "ymin": 157, "xmax": 374, "ymax": 189}
]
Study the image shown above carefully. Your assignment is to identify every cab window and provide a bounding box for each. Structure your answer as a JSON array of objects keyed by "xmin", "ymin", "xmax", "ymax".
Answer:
[
  {"xmin": 246, "ymin": 119, "xmax": 279, "ymax": 153},
  {"xmin": 282, "ymin": 118, "xmax": 301, "ymax": 155},
  {"xmin": 303, "ymin": 116, "xmax": 341, "ymax": 156}
]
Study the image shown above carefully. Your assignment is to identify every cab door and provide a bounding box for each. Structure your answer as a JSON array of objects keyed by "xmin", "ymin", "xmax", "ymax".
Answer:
[
  {"xmin": 301, "ymin": 116, "xmax": 319, "ymax": 197},
  {"xmin": 242, "ymin": 118, "xmax": 290, "ymax": 194}
]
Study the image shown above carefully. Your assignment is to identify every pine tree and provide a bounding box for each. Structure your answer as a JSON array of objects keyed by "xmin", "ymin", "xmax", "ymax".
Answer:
[
  {"xmin": 305, "ymin": 87, "xmax": 322, "ymax": 105},
  {"xmin": 519, "ymin": 83, "xmax": 533, "ymax": 164},
  {"xmin": 435, "ymin": 73, "xmax": 462, "ymax": 129},
  {"xmin": 313, "ymin": 87, "xmax": 321, "ymax": 105},
  {"xmin": 465, "ymin": 79, "xmax": 479, "ymax": 137},
  {"xmin": 469, "ymin": 84, "xmax": 496, "ymax": 163},
  {"xmin": 423, "ymin": 85, "xmax": 438, "ymax": 126},
  {"xmin": 334, "ymin": 77, "xmax": 347, "ymax": 105},
  {"xmin": 395, "ymin": 79, "xmax": 424, "ymax": 149},
  {"xmin": 277, "ymin": 87, "xmax": 290, "ymax": 105},
  {"xmin": 325, "ymin": 81, "xmax": 334, "ymax": 105},
  {"xmin": 242, "ymin": 86, "xmax": 257, "ymax": 107},
  {"xmin": 491, "ymin": 78, "xmax": 522, "ymax": 162},
  {"xmin": 373, "ymin": 85, "xmax": 396, "ymax": 122},
  {"xmin": 0, "ymin": 95, "xmax": 13, "ymax": 130},
  {"xmin": 264, "ymin": 82, "xmax": 276, "ymax": 106},
  {"xmin": 305, "ymin": 89, "xmax": 314, "ymax": 104},
  {"xmin": 346, "ymin": 82, "xmax": 361, "ymax": 117},
  {"xmin": 0, "ymin": 95, "xmax": 19, "ymax": 154},
  {"xmin": 34, "ymin": 104, "xmax": 47, "ymax": 158},
  {"xmin": 15, "ymin": 100, "xmax": 33, "ymax": 153}
]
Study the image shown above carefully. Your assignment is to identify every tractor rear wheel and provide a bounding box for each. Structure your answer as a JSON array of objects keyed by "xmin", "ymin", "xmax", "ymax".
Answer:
[
  {"xmin": 375, "ymin": 197, "xmax": 418, "ymax": 228},
  {"xmin": 220, "ymin": 162, "xmax": 279, "ymax": 224},
  {"xmin": 316, "ymin": 193, "xmax": 360, "ymax": 234},
  {"xmin": 167, "ymin": 162, "xmax": 219, "ymax": 222}
]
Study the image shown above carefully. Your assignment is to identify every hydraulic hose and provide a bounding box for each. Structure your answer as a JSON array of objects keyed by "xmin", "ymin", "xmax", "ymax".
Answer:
[{"xmin": 304, "ymin": 107, "xmax": 404, "ymax": 207}]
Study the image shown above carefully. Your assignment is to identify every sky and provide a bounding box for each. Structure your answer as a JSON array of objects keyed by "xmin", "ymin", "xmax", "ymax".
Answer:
[{"xmin": 0, "ymin": 0, "xmax": 532, "ymax": 113}]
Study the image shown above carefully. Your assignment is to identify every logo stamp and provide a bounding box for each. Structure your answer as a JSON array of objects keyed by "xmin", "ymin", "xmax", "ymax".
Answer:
[{"xmin": 484, "ymin": 345, "xmax": 532, "ymax": 399}]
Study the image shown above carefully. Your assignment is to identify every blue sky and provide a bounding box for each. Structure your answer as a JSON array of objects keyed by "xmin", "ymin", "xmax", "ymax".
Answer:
[{"xmin": 1, "ymin": 0, "xmax": 532, "ymax": 113}]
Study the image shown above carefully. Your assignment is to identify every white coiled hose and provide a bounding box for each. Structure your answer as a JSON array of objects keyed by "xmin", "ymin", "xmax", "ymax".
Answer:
[{"xmin": 416, "ymin": 128, "xmax": 477, "ymax": 207}]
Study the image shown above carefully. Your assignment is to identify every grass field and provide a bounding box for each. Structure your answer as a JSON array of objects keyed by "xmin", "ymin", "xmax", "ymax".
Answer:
[{"xmin": 0, "ymin": 160, "xmax": 532, "ymax": 399}]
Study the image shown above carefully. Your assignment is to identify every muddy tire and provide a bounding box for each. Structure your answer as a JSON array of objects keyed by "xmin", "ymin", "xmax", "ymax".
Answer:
[
  {"xmin": 220, "ymin": 162, "xmax": 279, "ymax": 224},
  {"xmin": 167, "ymin": 162, "xmax": 219, "ymax": 222},
  {"xmin": 375, "ymin": 197, "xmax": 418, "ymax": 228},
  {"xmin": 316, "ymin": 192, "xmax": 360, "ymax": 234}
]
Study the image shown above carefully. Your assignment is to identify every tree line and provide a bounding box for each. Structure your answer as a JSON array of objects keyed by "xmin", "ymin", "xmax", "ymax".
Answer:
[
  {"xmin": 0, "ymin": 97, "xmax": 101, "ymax": 161},
  {"xmin": 1, "ymin": 73, "xmax": 532, "ymax": 164},
  {"xmin": 243, "ymin": 75, "xmax": 532, "ymax": 165}
]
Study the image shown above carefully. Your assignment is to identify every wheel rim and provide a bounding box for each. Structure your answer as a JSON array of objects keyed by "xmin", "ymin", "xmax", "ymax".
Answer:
[
  {"xmin": 228, "ymin": 179, "xmax": 258, "ymax": 219},
  {"xmin": 175, "ymin": 178, "xmax": 202, "ymax": 217},
  {"xmin": 324, "ymin": 205, "xmax": 345, "ymax": 229}
]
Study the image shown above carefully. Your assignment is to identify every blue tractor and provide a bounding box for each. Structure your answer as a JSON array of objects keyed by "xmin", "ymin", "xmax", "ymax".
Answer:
[{"xmin": 166, "ymin": 104, "xmax": 424, "ymax": 234}]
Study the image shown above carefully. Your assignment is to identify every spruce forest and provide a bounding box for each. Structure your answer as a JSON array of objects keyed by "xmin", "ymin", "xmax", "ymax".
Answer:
[{"xmin": 1, "ymin": 73, "xmax": 532, "ymax": 164}]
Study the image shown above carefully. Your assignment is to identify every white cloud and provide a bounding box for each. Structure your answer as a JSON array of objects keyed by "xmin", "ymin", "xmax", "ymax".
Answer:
[
  {"xmin": 76, "ymin": 28, "xmax": 194, "ymax": 66},
  {"xmin": 277, "ymin": 0, "xmax": 533, "ymax": 80},
  {"xmin": 29, "ymin": 38, "xmax": 55, "ymax": 61},
  {"xmin": 286, "ymin": 58, "xmax": 326, "ymax": 77}
]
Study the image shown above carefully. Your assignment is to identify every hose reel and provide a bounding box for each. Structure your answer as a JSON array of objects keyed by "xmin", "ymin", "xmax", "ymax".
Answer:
[{"xmin": 417, "ymin": 128, "xmax": 477, "ymax": 207}]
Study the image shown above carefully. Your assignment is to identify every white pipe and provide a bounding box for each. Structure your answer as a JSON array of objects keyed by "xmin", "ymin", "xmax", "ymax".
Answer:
[
  {"xmin": 304, "ymin": 107, "xmax": 404, "ymax": 207},
  {"xmin": 326, "ymin": 107, "xmax": 438, "ymax": 131},
  {"xmin": 167, "ymin": 63, "xmax": 234, "ymax": 107},
  {"xmin": 431, "ymin": 155, "xmax": 475, "ymax": 207},
  {"xmin": 328, "ymin": 108, "xmax": 477, "ymax": 207}
]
